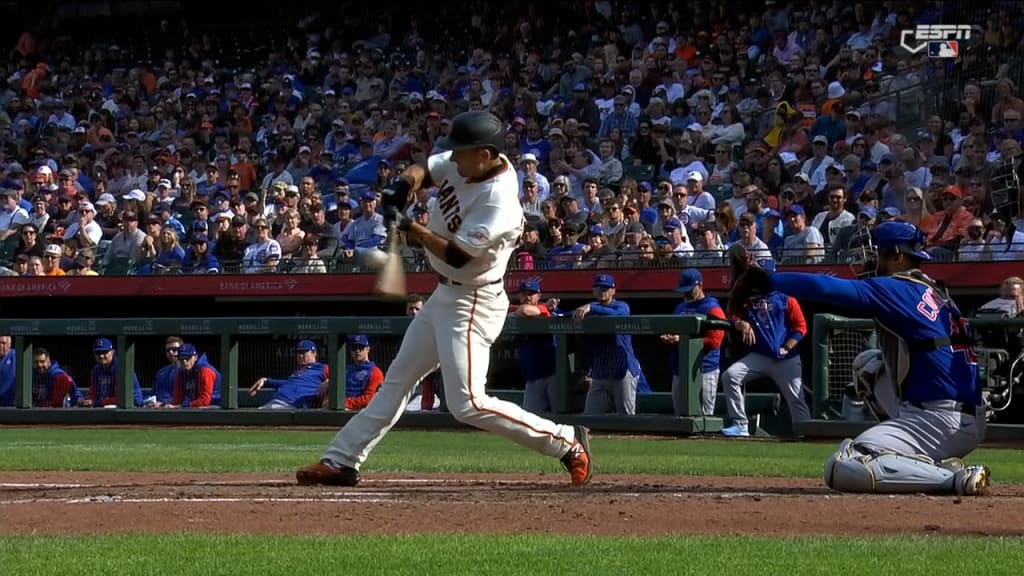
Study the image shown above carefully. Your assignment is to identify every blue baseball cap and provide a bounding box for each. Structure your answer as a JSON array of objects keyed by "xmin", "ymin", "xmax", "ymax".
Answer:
[
  {"xmin": 295, "ymin": 339, "xmax": 319, "ymax": 352},
  {"xmin": 92, "ymin": 338, "xmax": 114, "ymax": 352},
  {"xmin": 676, "ymin": 269, "xmax": 703, "ymax": 293},
  {"xmin": 361, "ymin": 190, "xmax": 377, "ymax": 201},
  {"xmin": 593, "ymin": 273, "xmax": 615, "ymax": 289},
  {"xmin": 518, "ymin": 279, "xmax": 541, "ymax": 293},
  {"xmin": 663, "ymin": 217, "xmax": 682, "ymax": 231},
  {"xmin": 859, "ymin": 206, "xmax": 877, "ymax": 220},
  {"xmin": 588, "ymin": 224, "xmax": 605, "ymax": 236},
  {"xmin": 872, "ymin": 221, "xmax": 931, "ymax": 260},
  {"xmin": 177, "ymin": 343, "xmax": 197, "ymax": 358},
  {"xmin": 787, "ymin": 205, "xmax": 806, "ymax": 216},
  {"xmin": 348, "ymin": 335, "xmax": 369, "ymax": 347}
]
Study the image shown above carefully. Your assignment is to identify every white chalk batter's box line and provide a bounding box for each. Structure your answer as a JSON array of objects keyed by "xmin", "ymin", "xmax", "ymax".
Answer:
[
  {"xmin": 0, "ymin": 495, "xmax": 401, "ymax": 505},
  {"xmin": 0, "ymin": 478, "xmax": 560, "ymax": 490}
]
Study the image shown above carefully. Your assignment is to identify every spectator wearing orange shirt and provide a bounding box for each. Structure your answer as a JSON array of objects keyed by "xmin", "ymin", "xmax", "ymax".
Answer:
[{"xmin": 921, "ymin": 185, "xmax": 973, "ymax": 260}]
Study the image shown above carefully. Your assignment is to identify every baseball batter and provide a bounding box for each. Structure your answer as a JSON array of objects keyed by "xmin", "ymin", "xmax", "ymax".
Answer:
[
  {"xmin": 297, "ymin": 111, "xmax": 592, "ymax": 487},
  {"xmin": 732, "ymin": 221, "xmax": 989, "ymax": 495}
]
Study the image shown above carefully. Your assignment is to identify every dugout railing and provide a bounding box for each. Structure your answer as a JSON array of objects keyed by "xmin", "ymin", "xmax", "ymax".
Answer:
[{"xmin": 0, "ymin": 315, "xmax": 760, "ymax": 434}]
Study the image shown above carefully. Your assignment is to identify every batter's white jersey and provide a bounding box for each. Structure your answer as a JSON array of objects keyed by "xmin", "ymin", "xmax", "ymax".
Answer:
[{"xmin": 425, "ymin": 151, "xmax": 524, "ymax": 285}]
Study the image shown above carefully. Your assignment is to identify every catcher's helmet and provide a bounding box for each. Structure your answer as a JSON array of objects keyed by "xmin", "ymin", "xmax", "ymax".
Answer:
[{"xmin": 435, "ymin": 110, "xmax": 505, "ymax": 153}]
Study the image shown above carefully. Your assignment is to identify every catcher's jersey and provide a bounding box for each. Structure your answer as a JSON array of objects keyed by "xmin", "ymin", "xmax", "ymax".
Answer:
[{"xmin": 425, "ymin": 150, "xmax": 524, "ymax": 286}]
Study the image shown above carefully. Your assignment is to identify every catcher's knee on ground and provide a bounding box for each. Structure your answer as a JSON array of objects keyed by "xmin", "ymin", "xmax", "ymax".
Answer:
[{"xmin": 823, "ymin": 439, "xmax": 957, "ymax": 494}]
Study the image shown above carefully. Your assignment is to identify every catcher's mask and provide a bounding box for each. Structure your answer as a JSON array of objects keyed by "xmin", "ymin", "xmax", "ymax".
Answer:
[{"xmin": 853, "ymin": 221, "xmax": 930, "ymax": 277}]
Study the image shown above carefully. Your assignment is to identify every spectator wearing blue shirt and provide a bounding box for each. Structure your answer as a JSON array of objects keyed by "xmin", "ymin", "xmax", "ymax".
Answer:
[
  {"xmin": 181, "ymin": 234, "xmax": 221, "ymax": 274},
  {"xmin": 249, "ymin": 340, "xmax": 329, "ymax": 409},
  {"xmin": 572, "ymin": 274, "xmax": 643, "ymax": 415}
]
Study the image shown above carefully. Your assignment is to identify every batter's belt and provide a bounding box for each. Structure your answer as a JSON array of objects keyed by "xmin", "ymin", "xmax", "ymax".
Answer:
[{"xmin": 437, "ymin": 274, "xmax": 503, "ymax": 288}]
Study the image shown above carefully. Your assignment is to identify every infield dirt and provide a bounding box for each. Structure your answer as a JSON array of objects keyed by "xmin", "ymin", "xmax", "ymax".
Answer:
[{"xmin": 1, "ymin": 471, "xmax": 1022, "ymax": 537}]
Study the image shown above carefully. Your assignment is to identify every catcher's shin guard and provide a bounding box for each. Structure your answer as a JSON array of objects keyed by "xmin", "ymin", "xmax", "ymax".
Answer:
[{"xmin": 823, "ymin": 440, "xmax": 960, "ymax": 494}]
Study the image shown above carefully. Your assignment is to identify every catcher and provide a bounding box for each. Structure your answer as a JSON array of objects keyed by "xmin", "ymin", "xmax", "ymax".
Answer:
[{"xmin": 729, "ymin": 221, "xmax": 990, "ymax": 495}]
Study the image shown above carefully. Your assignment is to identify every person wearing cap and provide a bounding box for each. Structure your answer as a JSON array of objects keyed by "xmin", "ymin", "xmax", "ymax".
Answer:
[
  {"xmin": 40, "ymin": 243, "xmax": 66, "ymax": 276},
  {"xmin": 315, "ymin": 335, "xmax": 384, "ymax": 411},
  {"xmin": 731, "ymin": 212, "xmax": 774, "ymax": 268},
  {"xmin": 60, "ymin": 199, "xmax": 101, "ymax": 251},
  {"xmin": 250, "ymin": 340, "xmax": 330, "ymax": 410},
  {"xmin": 151, "ymin": 337, "xmax": 185, "ymax": 406},
  {"xmin": 0, "ymin": 336, "xmax": 14, "ymax": 406},
  {"xmin": 660, "ymin": 269, "xmax": 727, "ymax": 416},
  {"xmin": 92, "ymin": 193, "xmax": 120, "ymax": 239},
  {"xmin": 339, "ymin": 190, "xmax": 387, "ymax": 266},
  {"xmin": 161, "ymin": 343, "xmax": 222, "ymax": 409},
  {"xmin": 0, "ymin": 189, "xmax": 30, "ymax": 242},
  {"xmin": 781, "ymin": 205, "xmax": 825, "ymax": 264},
  {"xmin": 719, "ymin": 265, "xmax": 809, "ymax": 438},
  {"xmin": 182, "ymin": 233, "xmax": 222, "ymax": 274},
  {"xmin": 829, "ymin": 205, "xmax": 878, "ymax": 263},
  {"xmin": 241, "ymin": 216, "xmax": 282, "ymax": 274},
  {"xmin": 755, "ymin": 220, "xmax": 991, "ymax": 495},
  {"xmin": 101, "ymin": 211, "xmax": 146, "ymax": 270},
  {"xmin": 518, "ymin": 154, "xmax": 549, "ymax": 199},
  {"xmin": 572, "ymin": 274, "xmax": 646, "ymax": 415},
  {"xmin": 30, "ymin": 347, "xmax": 84, "ymax": 408},
  {"xmin": 682, "ymin": 170, "xmax": 716, "ymax": 212},
  {"xmin": 661, "ymin": 216, "xmax": 694, "ymax": 258},
  {"xmin": 69, "ymin": 253, "xmax": 98, "ymax": 276},
  {"xmin": 81, "ymin": 338, "xmax": 145, "ymax": 408},
  {"xmin": 299, "ymin": 111, "xmax": 594, "ymax": 489},
  {"xmin": 800, "ymin": 135, "xmax": 837, "ymax": 193},
  {"xmin": 544, "ymin": 220, "xmax": 586, "ymax": 269},
  {"xmin": 510, "ymin": 279, "xmax": 561, "ymax": 412},
  {"xmin": 918, "ymin": 185, "xmax": 973, "ymax": 259}
]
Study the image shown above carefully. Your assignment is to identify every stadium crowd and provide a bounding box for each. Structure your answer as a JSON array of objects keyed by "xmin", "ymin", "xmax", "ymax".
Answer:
[{"xmin": 0, "ymin": 1, "xmax": 1023, "ymax": 277}]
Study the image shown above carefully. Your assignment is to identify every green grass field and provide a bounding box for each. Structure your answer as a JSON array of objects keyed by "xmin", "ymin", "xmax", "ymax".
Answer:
[{"xmin": 1, "ymin": 428, "xmax": 1023, "ymax": 575}]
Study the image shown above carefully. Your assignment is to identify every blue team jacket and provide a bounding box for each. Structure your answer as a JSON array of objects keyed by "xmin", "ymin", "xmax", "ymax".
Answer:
[
  {"xmin": 738, "ymin": 291, "xmax": 807, "ymax": 360},
  {"xmin": 153, "ymin": 364, "xmax": 177, "ymax": 404},
  {"xmin": 90, "ymin": 359, "xmax": 146, "ymax": 407},
  {"xmin": 771, "ymin": 272, "xmax": 980, "ymax": 406},
  {"xmin": 671, "ymin": 296, "xmax": 726, "ymax": 375},
  {"xmin": 516, "ymin": 305, "xmax": 558, "ymax": 381},
  {"xmin": 583, "ymin": 300, "xmax": 643, "ymax": 381},
  {"xmin": 268, "ymin": 362, "xmax": 329, "ymax": 408},
  {"xmin": 0, "ymin": 349, "xmax": 15, "ymax": 406}
]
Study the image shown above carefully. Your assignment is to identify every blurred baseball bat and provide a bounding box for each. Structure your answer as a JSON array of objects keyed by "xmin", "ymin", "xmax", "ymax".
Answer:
[{"xmin": 375, "ymin": 222, "xmax": 407, "ymax": 300}]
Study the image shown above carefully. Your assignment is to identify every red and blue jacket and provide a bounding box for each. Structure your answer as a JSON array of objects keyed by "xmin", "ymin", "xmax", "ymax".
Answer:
[
  {"xmin": 171, "ymin": 354, "xmax": 222, "ymax": 407},
  {"xmin": 733, "ymin": 291, "xmax": 807, "ymax": 360},
  {"xmin": 33, "ymin": 362, "xmax": 82, "ymax": 407}
]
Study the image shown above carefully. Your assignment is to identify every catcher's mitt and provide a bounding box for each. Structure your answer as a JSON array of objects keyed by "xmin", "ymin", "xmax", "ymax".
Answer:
[{"xmin": 726, "ymin": 244, "xmax": 773, "ymax": 316}]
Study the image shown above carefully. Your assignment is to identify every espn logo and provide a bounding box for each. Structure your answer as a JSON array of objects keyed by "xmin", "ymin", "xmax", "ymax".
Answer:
[{"xmin": 928, "ymin": 41, "xmax": 959, "ymax": 58}]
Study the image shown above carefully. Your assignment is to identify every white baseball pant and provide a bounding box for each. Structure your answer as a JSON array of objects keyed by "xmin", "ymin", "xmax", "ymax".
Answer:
[{"xmin": 322, "ymin": 282, "xmax": 578, "ymax": 469}]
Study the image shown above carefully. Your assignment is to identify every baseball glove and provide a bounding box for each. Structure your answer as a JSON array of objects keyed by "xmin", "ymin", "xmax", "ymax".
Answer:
[{"xmin": 726, "ymin": 244, "xmax": 773, "ymax": 317}]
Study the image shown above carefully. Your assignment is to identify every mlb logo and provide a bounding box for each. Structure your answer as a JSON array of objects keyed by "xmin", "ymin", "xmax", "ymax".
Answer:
[{"xmin": 928, "ymin": 41, "xmax": 959, "ymax": 58}]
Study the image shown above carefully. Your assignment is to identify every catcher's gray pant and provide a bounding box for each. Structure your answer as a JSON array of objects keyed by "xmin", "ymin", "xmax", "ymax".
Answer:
[
  {"xmin": 824, "ymin": 367, "xmax": 987, "ymax": 494},
  {"xmin": 722, "ymin": 352, "xmax": 809, "ymax": 426},
  {"xmin": 585, "ymin": 372, "xmax": 638, "ymax": 415},
  {"xmin": 522, "ymin": 374, "xmax": 558, "ymax": 413},
  {"xmin": 671, "ymin": 371, "xmax": 718, "ymax": 416}
]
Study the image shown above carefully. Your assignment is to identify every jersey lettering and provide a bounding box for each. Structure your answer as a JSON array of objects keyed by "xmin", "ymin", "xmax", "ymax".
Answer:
[
  {"xmin": 436, "ymin": 180, "xmax": 461, "ymax": 232},
  {"xmin": 916, "ymin": 288, "xmax": 941, "ymax": 322}
]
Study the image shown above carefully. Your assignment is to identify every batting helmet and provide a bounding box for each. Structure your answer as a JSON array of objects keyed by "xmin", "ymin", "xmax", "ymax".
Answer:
[{"xmin": 435, "ymin": 110, "xmax": 505, "ymax": 153}]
